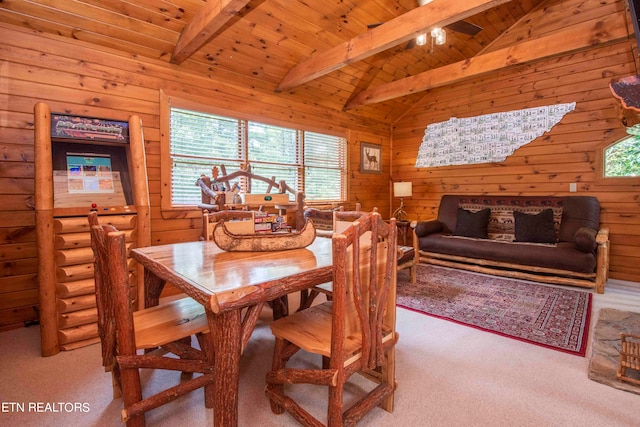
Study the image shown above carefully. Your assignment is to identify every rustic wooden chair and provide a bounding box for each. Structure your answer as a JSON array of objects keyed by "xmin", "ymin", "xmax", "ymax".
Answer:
[
  {"xmin": 297, "ymin": 206, "xmax": 411, "ymax": 312},
  {"xmin": 265, "ymin": 213, "xmax": 399, "ymax": 426},
  {"xmin": 89, "ymin": 212, "xmax": 214, "ymax": 426},
  {"xmin": 297, "ymin": 208, "xmax": 370, "ymax": 312}
]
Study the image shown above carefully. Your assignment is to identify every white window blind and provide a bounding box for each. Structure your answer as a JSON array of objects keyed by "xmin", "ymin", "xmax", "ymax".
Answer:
[
  {"xmin": 247, "ymin": 122, "xmax": 299, "ymax": 194},
  {"xmin": 169, "ymin": 106, "xmax": 347, "ymax": 206},
  {"xmin": 304, "ymin": 132, "xmax": 347, "ymax": 201}
]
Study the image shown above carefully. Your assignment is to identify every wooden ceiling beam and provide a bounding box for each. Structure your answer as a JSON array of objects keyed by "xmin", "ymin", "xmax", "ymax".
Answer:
[
  {"xmin": 171, "ymin": 0, "xmax": 252, "ymax": 64},
  {"xmin": 276, "ymin": 0, "xmax": 512, "ymax": 92},
  {"xmin": 345, "ymin": 14, "xmax": 629, "ymax": 109}
]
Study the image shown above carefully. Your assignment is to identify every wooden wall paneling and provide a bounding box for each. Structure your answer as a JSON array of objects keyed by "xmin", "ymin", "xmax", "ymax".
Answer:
[{"xmin": 485, "ymin": 0, "xmax": 626, "ymax": 53}]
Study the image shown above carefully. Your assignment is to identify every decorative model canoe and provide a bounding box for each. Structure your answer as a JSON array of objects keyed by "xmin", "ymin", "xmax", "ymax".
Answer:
[{"xmin": 213, "ymin": 219, "xmax": 316, "ymax": 251}]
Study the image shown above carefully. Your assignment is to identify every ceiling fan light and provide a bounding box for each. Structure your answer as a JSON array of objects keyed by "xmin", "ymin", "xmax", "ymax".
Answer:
[
  {"xmin": 431, "ymin": 28, "xmax": 446, "ymax": 45},
  {"xmin": 416, "ymin": 33, "xmax": 427, "ymax": 46}
]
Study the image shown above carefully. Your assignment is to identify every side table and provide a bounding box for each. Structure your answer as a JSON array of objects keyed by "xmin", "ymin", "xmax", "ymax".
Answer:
[{"xmin": 396, "ymin": 220, "xmax": 411, "ymax": 246}]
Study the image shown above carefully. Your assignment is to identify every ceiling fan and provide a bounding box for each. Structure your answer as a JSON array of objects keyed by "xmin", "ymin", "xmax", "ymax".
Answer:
[{"xmin": 368, "ymin": 0, "xmax": 483, "ymax": 49}]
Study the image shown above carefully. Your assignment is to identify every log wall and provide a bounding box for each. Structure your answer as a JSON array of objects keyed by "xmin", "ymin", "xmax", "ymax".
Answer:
[
  {"xmin": 391, "ymin": 38, "xmax": 640, "ymax": 284},
  {"xmin": 0, "ymin": 23, "xmax": 391, "ymax": 330}
]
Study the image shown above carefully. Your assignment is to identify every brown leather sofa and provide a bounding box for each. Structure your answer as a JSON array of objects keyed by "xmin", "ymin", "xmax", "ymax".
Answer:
[{"xmin": 412, "ymin": 195, "xmax": 610, "ymax": 293}]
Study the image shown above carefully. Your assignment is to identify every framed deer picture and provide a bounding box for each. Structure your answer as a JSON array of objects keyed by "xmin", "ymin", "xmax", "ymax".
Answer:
[{"xmin": 360, "ymin": 142, "xmax": 381, "ymax": 174}]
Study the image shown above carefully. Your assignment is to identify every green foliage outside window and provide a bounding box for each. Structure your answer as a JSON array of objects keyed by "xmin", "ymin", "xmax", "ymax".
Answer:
[{"xmin": 604, "ymin": 136, "xmax": 640, "ymax": 177}]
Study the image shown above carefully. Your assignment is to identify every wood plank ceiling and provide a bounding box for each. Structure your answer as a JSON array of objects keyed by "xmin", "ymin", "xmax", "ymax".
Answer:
[{"xmin": 0, "ymin": 0, "xmax": 549, "ymax": 124}]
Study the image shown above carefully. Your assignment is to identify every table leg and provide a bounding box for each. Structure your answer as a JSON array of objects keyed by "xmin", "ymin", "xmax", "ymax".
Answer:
[
  {"xmin": 209, "ymin": 308, "xmax": 242, "ymax": 427},
  {"xmin": 143, "ymin": 268, "xmax": 166, "ymax": 308}
]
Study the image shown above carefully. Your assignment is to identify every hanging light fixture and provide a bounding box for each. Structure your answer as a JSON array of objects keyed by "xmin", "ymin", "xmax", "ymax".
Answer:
[
  {"xmin": 416, "ymin": 0, "xmax": 432, "ymax": 46},
  {"xmin": 431, "ymin": 27, "xmax": 446, "ymax": 45},
  {"xmin": 416, "ymin": 0, "xmax": 446, "ymax": 48}
]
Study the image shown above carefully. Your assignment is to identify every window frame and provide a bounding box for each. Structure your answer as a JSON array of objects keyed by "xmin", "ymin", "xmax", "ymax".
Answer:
[
  {"xmin": 160, "ymin": 92, "xmax": 348, "ymax": 213},
  {"xmin": 596, "ymin": 134, "xmax": 640, "ymax": 184}
]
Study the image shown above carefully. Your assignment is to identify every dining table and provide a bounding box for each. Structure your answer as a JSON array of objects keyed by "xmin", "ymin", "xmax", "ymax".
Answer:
[{"xmin": 130, "ymin": 236, "xmax": 334, "ymax": 427}]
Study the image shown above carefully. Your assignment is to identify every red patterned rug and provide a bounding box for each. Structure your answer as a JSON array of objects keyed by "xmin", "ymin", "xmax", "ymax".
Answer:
[{"xmin": 397, "ymin": 265, "xmax": 592, "ymax": 356}]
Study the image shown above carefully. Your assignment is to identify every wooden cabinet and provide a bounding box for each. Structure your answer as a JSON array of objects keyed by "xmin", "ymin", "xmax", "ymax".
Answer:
[
  {"xmin": 35, "ymin": 103, "xmax": 150, "ymax": 356},
  {"xmin": 53, "ymin": 214, "xmax": 139, "ymax": 350}
]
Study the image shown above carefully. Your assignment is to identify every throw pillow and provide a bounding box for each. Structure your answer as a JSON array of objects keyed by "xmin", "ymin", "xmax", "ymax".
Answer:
[
  {"xmin": 574, "ymin": 227, "xmax": 597, "ymax": 252},
  {"xmin": 514, "ymin": 209, "xmax": 557, "ymax": 244},
  {"xmin": 415, "ymin": 220, "xmax": 443, "ymax": 237},
  {"xmin": 453, "ymin": 208, "xmax": 490, "ymax": 239}
]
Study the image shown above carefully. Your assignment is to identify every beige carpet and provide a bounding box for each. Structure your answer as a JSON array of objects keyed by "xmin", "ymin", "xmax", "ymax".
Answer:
[
  {"xmin": 1, "ymin": 277, "xmax": 640, "ymax": 426},
  {"xmin": 589, "ymin": 308, "xmax": 640, "ymax": 395}
]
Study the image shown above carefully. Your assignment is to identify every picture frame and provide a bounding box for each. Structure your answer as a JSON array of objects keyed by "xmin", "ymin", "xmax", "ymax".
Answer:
[{"xmin": 360, "ymin": 142, "xmax": 382, "ymax": 174}]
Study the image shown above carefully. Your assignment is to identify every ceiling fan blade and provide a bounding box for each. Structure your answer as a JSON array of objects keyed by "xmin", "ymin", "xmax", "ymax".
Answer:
[
  {"xmin": 445, "ymin": 20, "xmax": 483, "ymax": 36},
  {"xmin": 367, "ymin": 22, "xmax": 384, "ymax": 29}
]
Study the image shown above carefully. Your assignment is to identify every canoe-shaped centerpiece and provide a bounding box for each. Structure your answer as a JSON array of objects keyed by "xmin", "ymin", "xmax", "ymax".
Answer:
[{"xmin": 213, "ymin": 219, "xmax": 316, "ymax": 251}]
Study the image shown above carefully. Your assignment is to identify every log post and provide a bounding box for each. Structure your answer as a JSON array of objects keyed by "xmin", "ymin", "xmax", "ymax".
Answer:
[
  {"xmin": 35, "ymin": 102, "xmax": 59, "ymax": 356},
  {"xmin": 128, "ymin": 115, "xmax": 151, "ymax": 309}
]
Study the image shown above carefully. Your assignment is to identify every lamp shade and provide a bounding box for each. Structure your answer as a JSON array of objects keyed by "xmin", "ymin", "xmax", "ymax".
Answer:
[{"xmin": 393, "ymin": 181, "xmax": 412, "ymax": 198}]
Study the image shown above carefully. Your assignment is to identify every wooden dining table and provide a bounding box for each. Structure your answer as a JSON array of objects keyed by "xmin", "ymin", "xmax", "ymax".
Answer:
[{"xmin": 130, "ymin": 237, "xmax": 334, "ymax": 427}]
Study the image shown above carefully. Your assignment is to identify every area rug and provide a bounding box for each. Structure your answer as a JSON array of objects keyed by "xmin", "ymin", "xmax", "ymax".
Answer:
[
  {"xmin": 588, "ymin": 308, "xmax": 640, "ymax": 395},
  {"xmin": 396, "ymin": 265, "xmax": 592, "ymax": 356}
]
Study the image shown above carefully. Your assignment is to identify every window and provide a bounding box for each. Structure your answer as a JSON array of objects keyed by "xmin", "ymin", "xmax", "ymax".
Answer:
[
  {"xmin": 603, "ymin": 135, "xmax": 640, "ymax": 177},
  {"xmin": 166, "ymin": 103, "xmax": 347, "ymax": 208}
]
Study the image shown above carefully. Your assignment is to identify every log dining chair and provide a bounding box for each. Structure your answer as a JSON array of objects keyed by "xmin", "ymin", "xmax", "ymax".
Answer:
[
  {"xmin": 297, "ymin": 208, "xmax": 373, "ymax": 312},
  {"xmin": 265, "ymin": 212, "xmax": 399, "ymax": 426},
  {"xmin": 88, "ymin": 212, "xmax": 214, "ymax": 427}
]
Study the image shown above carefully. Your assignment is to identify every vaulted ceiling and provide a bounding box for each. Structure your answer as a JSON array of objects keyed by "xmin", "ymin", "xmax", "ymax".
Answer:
[{"xmin": 2, "ymin": 0, "xmax": 619, "ymax": 124}]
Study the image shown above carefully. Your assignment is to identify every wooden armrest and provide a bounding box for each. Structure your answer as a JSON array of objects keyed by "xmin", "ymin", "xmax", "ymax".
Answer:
[{"xmin": 596, "ymin": 227, "xmax": 609, "ymax": 245}]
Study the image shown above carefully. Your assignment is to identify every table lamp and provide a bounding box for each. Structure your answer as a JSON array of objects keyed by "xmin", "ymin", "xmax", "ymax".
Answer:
[{"xmin": 392, "ymin": 181, "xmax": 412, "ymax": 222}]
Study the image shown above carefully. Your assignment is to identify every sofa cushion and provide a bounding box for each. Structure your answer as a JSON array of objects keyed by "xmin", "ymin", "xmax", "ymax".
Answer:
[
  {"xmin": 418, "ymin": 234, "xmax": 596, "ymax": 274},
  {"xmin": 574, "ymin": 227, "xmax": 597, "ymax": 253},
  {"xmin": 514, "ymin": 209, "xmax": 557, "ymax": 244},
  {"xmin": 453, "ymin": 208, "xmax": 490, "ymax": 239}
]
